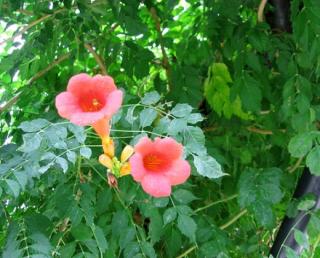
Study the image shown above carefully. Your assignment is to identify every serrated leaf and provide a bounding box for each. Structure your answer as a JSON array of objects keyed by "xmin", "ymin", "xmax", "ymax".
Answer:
[
  {"xmin": 141, "ymin": 242, "xmax": 156, "ymax": 258},
  {"xmin": 153, "ymin": 117, "xmax": 170, "ymax": 134},
  {"xmin": 297, "ymin": 199, "xmax": 316, "ymax": 211},
  {"xmin": 177, "ymin": 214, "xmax": 197, "ymax": 242},
  {"xmin": 19, "ymin": 133, "xmax": 42, "ymax": 152},
  {"xmin": 56, "ymin": 157, "xmax": 68, "ymax": 173},
  {"xmin": 141, "ymin": 91, "xmax": 161, "ymax": 105},
  {"xmin": 173, "ymin": 189, "xmax": 198, "ymax": 204},
  {"xmin": 139, "ymin": 108, "xmax": 158, "ymax": 128},
  {"xmin": 93, "ymin": 226, "xmax": 108, "ymax": 253},
  {"xmin": 5, "ymin": 179, "xmax": 20, "ymax": 197},
  {"xmin": 238, "ymin": 167, "xmax": 283, "ymax": 227},
  {"xmin": 193, "ymin": 155, "xmax": 224, "ymax": 179},
  {"xmin": 68, "ymin": 124, "xmax": 86, "ymax": 143},
  {"xmin": 120, "ymin": 227, "xmax": 136, "ymax": 250},
  {"xmin": 67, "ymin": 151, "xmax": 77, "ymax": 164},
  {"xmin": 187, "ymin": 113, "xmax": 204, "ymax": 124},
  {"xmin": 171, "ymin": 104, "xmax": 193, "ymax": 117},
  {"xmin": 124, "ymin": 242, "xmax": 140, "ymax": 258},
  {"xmin": 71, "ymin": 224, "xmax": 93, "ymax": 241},
  {"xmin": 294, "ymin": 229, "xmax": 309, "ymax": 249},
  {"xmin": 126, "ymin": 106, "xmax": 138, "ymax": 123},
  {"xmin": 40, "ymin": 152, "xmax": 56, "ymax": 161},
  {"xmin": 288, "ymin": 132, "xmax": 314, "ymax": 158},
  {"xmin": 19, "ymin": 119, "xmax": 50, "ymax": 132},
  {"xmin": 168, "ymin": 118, "xmax": 187, "ymax": 135},
  {"xmin": 14, "ymin": 171, "xmax": 28, "ymax": 190},
  {"xmin": 239, "ymin": 74, "xmax": 262, "ymax": 112},
  {"xmin": 80, "ymin": 147, "xmax": 92, "ymax": 159},
  {"xmin": 163, "ymin": 207, "xmax": 177, "ymax": 225},
  {"xmin": 306, "ymin": 146, "xmax": 320, "ymax": 175}
]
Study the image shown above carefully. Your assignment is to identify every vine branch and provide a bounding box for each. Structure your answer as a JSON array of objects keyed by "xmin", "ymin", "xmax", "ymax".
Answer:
[
  {"xmin": 258, "ymin": 0, "xmax": 268, "ymax": 22},
  {"xmin": 0, "ymin": 8, "xmax": 66, "ymax": 46},
  {"xmin": 0, "ymin": 52, "xmax": 70, "ymax": 114},
  {"xmin": 84, "ymin": 43, "xmax": 107, "ymax": 75},
  {"xmin": 149, "ymin": 7, "xmax": 172, "ymax": 91}
]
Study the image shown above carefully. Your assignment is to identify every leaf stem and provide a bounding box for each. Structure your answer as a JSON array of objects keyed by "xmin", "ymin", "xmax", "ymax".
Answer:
[
  {"xmin": 219, "ymin": 209, "xmax": 248, "ymax": 230},
  {"xmin": 195, "ymin": 194, "xmax": 238, "ymax": 213},
  {"xmin": 176, "ymin": 245, "xmax": 197, "ymax": 258}
]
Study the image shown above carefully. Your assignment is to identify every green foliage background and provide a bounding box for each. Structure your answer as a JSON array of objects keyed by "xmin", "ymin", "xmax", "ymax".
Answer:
[{"xmin": 0, "ymin": 0, "xmax": 320, "ymax": 257}]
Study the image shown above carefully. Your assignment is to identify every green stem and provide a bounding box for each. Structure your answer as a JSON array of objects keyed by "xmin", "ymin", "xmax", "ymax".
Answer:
[
  {"xmin": 195, "ymin": 194, "xmax": 238, "ymax": 213},
  {"xmin": 311, "ymin": 234, "xmax": 320, "ymax": 258},
  {"xmin": 176, "ymin": 245, "xmax": 197, "ymax": 258},
  {"xmin": 219, "ymin": 209, "xmax": 248, "ymax": 230}
]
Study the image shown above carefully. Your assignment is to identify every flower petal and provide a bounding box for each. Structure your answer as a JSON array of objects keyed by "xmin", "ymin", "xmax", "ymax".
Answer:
[
  {"xmin": 141, "ymin": 174, "xmax": 171, "ymax": 197},
  {"xmin": 67, "ymin": 73, "xmax": 92, "ymax": 97},
  {"xmin": 100, "ymin": 89, "xmax": 123, "ymax": 117},
  {"xmin": 154, "ymin": 137, "xmax": 183, "ymax": 159},
  {"xmin": 165, "ymin": 159, "xmax": 191, "ymax": 185},
  {"xmin": 70, "ymin": 111, "xmax": 105, "ymax": 126},
  {"xmin": 92, "ymin": 75, "xmax": 116, "ymax": 95},
  {"xmin": 129, "ymin": 153, "xmax": 147, "ymax": 182},
  {"xmin": 134, "ymin": 137, "xmax": 154, "ymax": 155},
  {"xmin": 55, "ymin": 92, "xmax": 81, "ymax": 119}
]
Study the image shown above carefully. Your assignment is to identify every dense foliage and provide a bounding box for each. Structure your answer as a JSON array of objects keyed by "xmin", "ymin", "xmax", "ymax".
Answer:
[{"xmin": 0, "ymin": 0, "xmax": 320, "ymax": 257}]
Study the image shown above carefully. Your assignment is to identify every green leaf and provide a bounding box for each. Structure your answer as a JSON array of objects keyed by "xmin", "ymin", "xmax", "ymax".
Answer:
[
  {"xmin": 5, "ymin": 179, "xmax": 20, "ymax": 197},
  {"xmin": 19, "ymin": 133, "xmax": 42, "ymax": 152},
  {"xmin": 238, "ymin": 167, "xmax": 283, "ymax": 227},
  {"xmin": 93, "ymin": 226, "xmax": 108, "ymax": 253},
  {"xmin": 80, "ymin": 147, "xmax": 92, "ymax": 159},
  {"xmin": 171, "ymin": 104, "xmax": 193, "ymax": 117},
  {"xmin": 146, "ymin": 209, "xmax": 163, "ymax": 244},
  {"xmin": 168, "ymin": 118, "xmax": 187, "ymax": 135},
  {"xmin": 123, "ymin": 242, "xmax": 140, "ymax": 258},
  {"xmin": 173, "ymin": 189, "xmax": 198, "ymax": 204},
  {"xmin": 294, "ymin": 229, "xmax": 309, "ymax": 249},
  {"xmin": 297, "ymin": 194, "xmax": 316, "ymax": 211},
  {"xmin": 14, "ymin": 171, "xmax": 28, "ymax": 190},
  {"xmin": 285, "ymin": 247, "xmax": 300, "ymax": 258},
  {"xmin": 139, "ymin": 108, "xmax": 158, "ymax": 128},
  {"xmin": 187, "ymin": 113, "xmax": 204, "ymax": 124},
  {"xmin": 68, "ymin": 124, "xmax": 86, "ymax": 143},
  {"xmin": 239, "ymin": 73, "xmax": 262, "ymax": 112},
  {"xmin": 112, "ymin": 210, "xmax": 129, "ymax": 237},
  {"xmin": 71, "ymin": 224, "xmax": 93, "ymax": 241},
  {"xmin": 141, "ymin": 91, "xmax": 161, "ymax": 105},
  {"xmin": 193, "ymin": 155, "xmax": 225, "ymax": 179},
  {"xmin": 60, "ymin": 242, "xmax": 76, "ymax": 257},
  {"xmin": 306, "ymin": 146, "xmax": 320, "ymax": 175},
  {"xmin": 177, "ymin": 214, "xmax": 197, "ymax": 242},
  {"xmin": 163, "ymin": 207, "xmax": 177, "ymax": 225},
  {"xmin": 126, "ymin": 106, "xmax": 138, "ymax": 123},
  {"xmin": 153, "ymin": 197, "xmax": 169, "ymax": 208},
  {"xmin": 56, "ymin": 157, "xmax": 68, "ymax": 173},
  {"xmin": 66, "ymin": 151, "xmax": 77, "ymax": 164},
  {"xmin": 120, "ymin": 227, "xmax": 136, "ymax": 250},
  {"xmin": 288, "ymin": 132, "xmax": 314, "ymax": 158},
  {"xmin": 153, "ymin": 116, "xmax": 170, "ymax": 134},
  {"xmin": 30, "ymin": 233, "xmax": 52, "ymax": 255},
  {"xmin": 204, "ymin": 63, "xmax": 251, "ymax": 120},
  {"xmin": 19, "ymin": 119, "xmax": 49, "ymax": 132},
  {"xmin": 141, "ymin": 242, "xmax": 156, "ymax": 258}
]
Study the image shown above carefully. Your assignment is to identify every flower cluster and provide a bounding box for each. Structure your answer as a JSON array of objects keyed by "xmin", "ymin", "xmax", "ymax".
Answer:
[{"xmin": 55, "ymin": 73, "xmax": 191, "ymax": 197}]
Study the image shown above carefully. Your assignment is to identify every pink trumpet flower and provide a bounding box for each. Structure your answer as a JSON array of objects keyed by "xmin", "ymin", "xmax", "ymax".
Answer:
[
  {"xmin": 55, "ymin": 73, "xmax": 122, "ymax": 138},
  {"xmin": 129, "ymin": 137, "xmax": 191, "ymax": 198}
]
